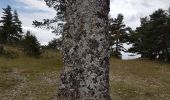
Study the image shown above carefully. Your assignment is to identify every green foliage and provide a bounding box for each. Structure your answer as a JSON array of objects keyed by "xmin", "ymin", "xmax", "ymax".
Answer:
[
  {"xmin": 0, "ymin": 5, "xmax": 13, "ymax": 44},
  {"xmin": 129, "ymin": 8, "xmax": 170, "ymax": 62},
  {"xmin": 47, "ymin": 38, "xmax": 62, "ymax": 50},
  {"xmin": 21, "ymin": 31, "xmax": 41, "ymax": 57},
  {"xmin": 0, "ymin": 5, "xmax": 23, "ymax": 44},
  {"xmin": 33, "ymin": 0, "xmax": 65, "ymax": 35},
  {"xmin": 109, "ymin": 14, "xmax": 129, "ymax": 57},
  {"xmin": 12, "ymin": 10, "xmax": 23, "ymax": 42}
]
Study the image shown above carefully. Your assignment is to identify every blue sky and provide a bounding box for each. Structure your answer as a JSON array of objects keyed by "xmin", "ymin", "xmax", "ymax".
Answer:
[
  {"xmin": 0, "ymin": 0, "xmax": 57, "ymax": 45},
  {"xmin": 0, "ymin": 0, "xmax": 170, "ymax": 45}
]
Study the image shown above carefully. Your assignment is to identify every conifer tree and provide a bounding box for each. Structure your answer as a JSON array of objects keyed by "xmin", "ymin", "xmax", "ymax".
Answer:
[
  {"xmin": 36, "ymin": 0, "xmax": 111, "ymax": 99},
  {"xmin": 167, "ymin": 7, "xmax": 170, "ymax": 61},
  {"xmin": 12, "ymin": 10, "xmax": 23, "ymax": 42},
  {"xmin": 109, "ymin": 14, "xmax": 129, "ymax": 57},
  {"xmin": 129, "ymin": 8, "xmax": 170, "ymax": 62},
  {"xmin": 0, "ymin": 5, "xmax": 13, "ymax": 43},
  {"xmin": 0, "ymin": 6, "xmax": 23, "ymax": 44}
]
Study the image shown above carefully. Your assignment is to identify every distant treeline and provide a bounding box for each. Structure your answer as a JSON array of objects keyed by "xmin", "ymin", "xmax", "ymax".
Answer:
[
  {"xmin": 109, "ymin": 7, "xmax": 170, "ymax": 62},
  {"xmin": 1, "ymin": 5, "xmax": 169, "ymax": 62},
  {"xmin": 0, "ymin": 5, "xmax": 61, "ymax": 57}
]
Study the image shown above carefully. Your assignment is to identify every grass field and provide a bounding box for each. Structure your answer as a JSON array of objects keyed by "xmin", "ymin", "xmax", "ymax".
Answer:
[{"xmin": 0, "ymin": 51, "xmax": 170, "ymax": 100}]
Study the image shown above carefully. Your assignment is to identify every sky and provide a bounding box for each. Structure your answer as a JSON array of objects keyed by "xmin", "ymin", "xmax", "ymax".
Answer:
[{"xmin": 0, "ymin": 0, "xmax": 170, "ymax": 45}]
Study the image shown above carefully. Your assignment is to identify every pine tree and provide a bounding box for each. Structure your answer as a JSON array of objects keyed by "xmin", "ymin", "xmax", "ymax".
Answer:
[
  {"xmin": 0, "ymin": 6, "xmax": 23, "ymax": 44},
  {"xmin": 109, "ymin": 14, "xmax": 129, "ymax": 57},
  {"xmin": 12, "ymin": 10, "xmax": 23, "ymax": 42},
  {"xmin": 33, "ymin": 0, "xmax": 65, "ymax": 35},
  {"xmin": 129, "ymin": 8, "xmax": 170, "ymax": 62},
  {"xmin": 0, "ymin": 27, "xmax": 3, "ymax": 44},
  {"xmin": 128, "ymin": 17, "xmax": 152, "ymax": 58},
  {"xmin": 0, "ymin": 5, "xmax": 13, "ymax": 44},
  {"xmin": 40, "ymin": 0, "xmax": 111, "ymax": 99},
  {"xmin": 167, "ymin": 7, "xmax": 170, "ymax": 62}
]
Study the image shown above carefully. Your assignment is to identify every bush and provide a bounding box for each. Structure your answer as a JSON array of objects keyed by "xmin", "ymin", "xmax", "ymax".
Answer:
[
  {"xmin": 21, "ymin": 31, "xmax": 41, "ymax": 57},
  {"xmin": 3, "ymin": 49, "xmax": 19, "ymax": 58},
  {"xmin": 0, "ymin": 45, "xmax": 19, "ymax": 58},
  {"xmin": 47, "ymin": 38, "xmax": 62, "ymax": 50}
]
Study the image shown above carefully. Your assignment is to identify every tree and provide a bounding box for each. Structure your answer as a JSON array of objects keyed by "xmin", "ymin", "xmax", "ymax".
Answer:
[
  {"xmin": 109, "ymin": 14, "xmax": 129, "ymax": 57},
  {"xmin": 150, "ymin": 9, "xmax": 169, "ymax": 61},
  {"xmin": 0, "ymin": 43, "xmax": 4, "ymax": 54},
  {"xmin": 129, "ymin": 8, "xmax": 170, "ymax": 62},
  {"xmin": 33, "ymin": 0, "xmax": 65, "ymax": 35},
  {"xmin": 40, "ymin": 0, "xmax": 111, "ymax": 99},
  {"xmin": 128, "ymin": 17, "xmax": 151, "ymax": 58},
  {"xmin": 0, "ymin": 27, "xmax": 3, "ymax": 44},
  {"xmin": 47, "ymin": 38, "xmax": 62, "ymax": 50},
  {"xmin": 167, "ymin": 7, "xmax": 170, "ymax": 62},
  {"xmin": 12, "ymin": 10, "xmax": 23, "ymax": 42},
  {"xmin": 0, "ymin": 5, "xmax": 13, "ymax": 44},
  {"xmin": 0, "ymin": 5, "xmax": 23, "ymax": 44},
  {"xmin": 21, "ymin": 31, "xmax": 41, "ymax": 57}
]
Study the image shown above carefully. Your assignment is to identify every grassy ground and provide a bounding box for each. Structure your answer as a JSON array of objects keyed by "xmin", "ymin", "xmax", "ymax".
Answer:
[
  {"xmin": 110, "ymin": 58, "xmax": 170, "ymax": 100},
  {"xmin": 0, "ymin": 51, "xmax": 170, "ymax": 100},
  {"xmin": 0, "ymin": 50, "xmax": 62, "ymax": 100}
]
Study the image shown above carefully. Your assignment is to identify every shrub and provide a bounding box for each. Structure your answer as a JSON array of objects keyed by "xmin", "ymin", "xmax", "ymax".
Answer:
[
  {"xmin": 47, "ymin": 38, "xmax": 62, "ymax": 50},
  {"xmin": 3, "ymin": 49, "xmax": 19, "ymax": 58},
  {"xmin": 21, "ymin": 31, "xmax": 41, "ymax": 57},
  {"xmin": 0, "ymin": 45, "xmax": 19, "ymax": 58}
]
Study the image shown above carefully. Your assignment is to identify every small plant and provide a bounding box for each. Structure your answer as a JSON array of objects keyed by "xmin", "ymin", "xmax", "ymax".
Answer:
[
  {"xmin": 0, "ymin": 45, "xmax": 19, "ymax": 58},
  {"xmin": 3, "ymin": 49, "xmax": 19, "ymax": 58}
]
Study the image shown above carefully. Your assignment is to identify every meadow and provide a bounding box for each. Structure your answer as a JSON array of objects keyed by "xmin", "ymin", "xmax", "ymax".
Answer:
[{"xmin": 0, "ymin": 50, "xmax": 170, "ymax": 100}]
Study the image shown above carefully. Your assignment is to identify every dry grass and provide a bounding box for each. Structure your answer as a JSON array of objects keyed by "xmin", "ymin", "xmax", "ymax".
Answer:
[
  {"xmin": 110, "ymin": 58, "xmax": 170, "ymax": 100},
  {"xmin": 0, "ymin": 51, "xmax": 170, "ymax": 100},
  {"xmin": 0, "ymin": 50, "xmax": 62, "ymax": 100}
]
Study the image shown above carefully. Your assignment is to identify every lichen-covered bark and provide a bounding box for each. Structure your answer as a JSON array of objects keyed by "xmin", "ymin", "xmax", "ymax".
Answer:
[{"xmin": 58, "ymin": 0, "xmax": 111, "ymax": 99}]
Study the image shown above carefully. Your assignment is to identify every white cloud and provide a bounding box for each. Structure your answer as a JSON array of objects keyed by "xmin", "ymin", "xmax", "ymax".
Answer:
[
  {"xmin": 22, "ymin": 26, "xmax": 58, "ymax": 45},
  {"xmin": 14, "ymin": 0, "xmax": 55, "ymax": 13},
  {"xmin": 19, "ymin": 11, "xmax": 55, "ymax": 27},
  {"xmin": 13, "ymin": 0, "xmax": 57, "ymax": 45},
  {"xmin": 109, "ymin": 0, "xmax": 170, "ymax": 59},
  {"xmin": 1, "ymin": 0, "xmax": 170, "ymax": 45},
  {"xmin": 110, "ymin": 0, "xmax": 170, "ymax": 29},
  {"xmin": 14, "ymin": 0, "xmax": 56, "ymax": 26}
]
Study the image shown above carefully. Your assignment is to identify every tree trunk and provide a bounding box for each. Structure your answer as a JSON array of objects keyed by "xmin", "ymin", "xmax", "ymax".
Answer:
[
  {"xmin": 58, "ymin": 0, "xmax": 111, "ymax": 99},
  {"xmin": 0, "ymin": 44, "xmax": 4, "ymax": 54},
  {"xmin": 115, "ymin": 39, "xmax": 119, "ymax": 57}
]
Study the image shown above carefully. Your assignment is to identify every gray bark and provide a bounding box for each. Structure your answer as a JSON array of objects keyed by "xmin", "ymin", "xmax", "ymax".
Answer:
[{"xmin": 58, "ymin": 0, "xmax": 111, "ymax": 99}]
